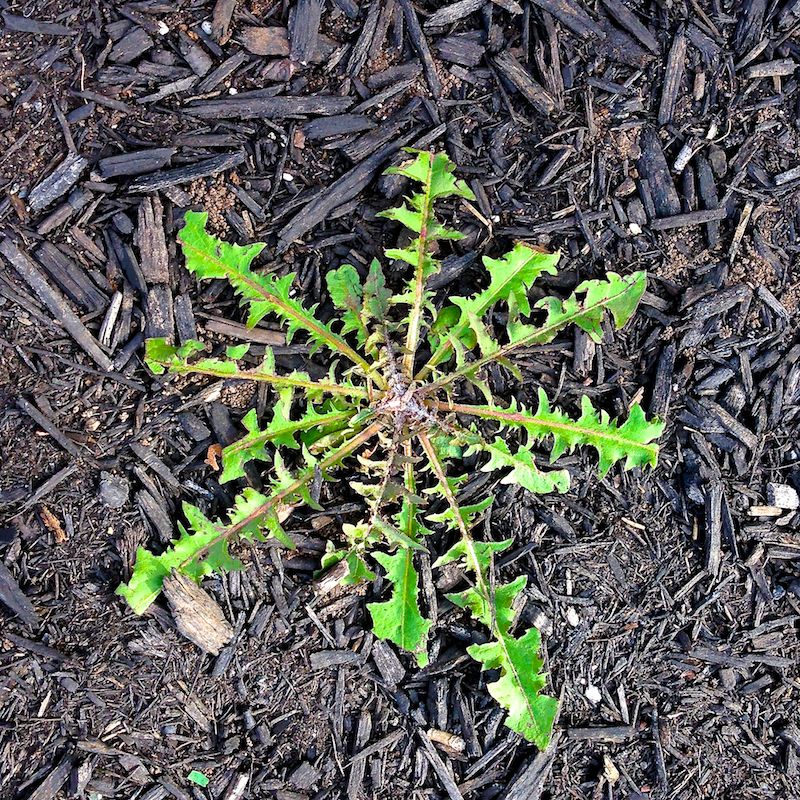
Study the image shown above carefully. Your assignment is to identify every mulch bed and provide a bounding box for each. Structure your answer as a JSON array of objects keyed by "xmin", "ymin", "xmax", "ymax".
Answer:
[{"xmin": 1, "ymin": 1, "xmax": 799, "ymax": 799}]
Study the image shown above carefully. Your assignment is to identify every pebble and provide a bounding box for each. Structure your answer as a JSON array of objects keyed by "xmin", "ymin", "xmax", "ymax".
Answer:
[
  {"xmin": 99, "ymin": 471, "xmax": 129, "ymax": 508},
  {"xmin": 766, "ymin": 482, "xmax": 799, "ymax": 510},
  {"xmin": 566, "ymin": 607, "xmax": 581, "ymax": 627},
  {"xmin": 585, "ymin": 684, "xmax": 602, "ymax": 704}
]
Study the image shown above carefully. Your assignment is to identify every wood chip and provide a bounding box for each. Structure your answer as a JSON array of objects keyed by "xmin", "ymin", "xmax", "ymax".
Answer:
[
  {"xmin": 0, "ymin": 561, "xmax": 40, "ymax": 627},
  {"xmin": 136, "ymin": 196, "xmax": 170, "ymax": 283},
  {"xmin": 129, "ymin": 151, "xmax": 245, "ymax": 192},
  {"xmin": 658, "ymin": 27, "xmax": 687, "ymax": 125},
  {"xmin": 1, "ymin": 240, "xmax": 112, "ymax": 369},
  {"xmin": 163, "ymin": 571, "xmax": 234, "ymax": 655},
  {"xmin": 240, "ymin": 26, "xmax": 290, "ymax": 56},
  {"xmin": 187, "ymin": 94, "xmax": 352, "ymax": 120},
  {"xmin": 98, "ymin": 148, "xmax": 175, "ymax": 178},
  {"xmin": 27, "ymin": 153, "xmax": 88, "ymax": 212},
  {"xmin": 493, "ymin": 51, "xmax": 556, "ymax": 115}
]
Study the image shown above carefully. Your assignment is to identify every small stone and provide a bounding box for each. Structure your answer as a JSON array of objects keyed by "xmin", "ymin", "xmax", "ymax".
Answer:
[
  {"xmin": 566, "ymin": 607, "xmax": 581, "ymax": 627},
  {"xmin": 614, "ymin": 176, "xmax": 636, "ymax": 196},
  {"xmin": 99, "ymin": 471, "xmax": 129, "ymax": 508},
  {"xmin": 585, "ymin": 684, "xmax": 602, "ymax": 704},
  {"xmin": 289, "ymin": 762, "xmax": 320, "ymax": 791},
  {"xmin": 708, "ymin": 145, "xmax": 727, "ymax": 177},
  {"xmin": 603, "ymin": 754, "xmax": 620, "ymax": 784},
  {"xmin": 766, "ymin": 482, "xmax": 799, "ymax": 510},
  {"xmin": 719, "ymin": 667, "xmax": 736, "ymax": 689}
]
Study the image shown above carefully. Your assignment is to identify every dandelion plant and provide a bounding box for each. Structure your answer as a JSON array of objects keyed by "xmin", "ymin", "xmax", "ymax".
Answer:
[{"xmin": 118, "ymin": 150, "xmax": 663, "ymax": 750}]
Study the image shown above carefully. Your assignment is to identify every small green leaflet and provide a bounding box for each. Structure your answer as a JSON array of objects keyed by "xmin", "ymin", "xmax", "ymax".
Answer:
[
  {"xmin": 448, "ymin": 575, "xmax": 527, "ymax": 635},
  {"xmin": 462, "ymin": 433, "xmax": 571, "ymax": 495},
  {"xmin": 326, "ymin": 260, "xmax": 393, "ymax": 359},
  {"xmin": 326, "ymin": 264, "xmax": 367, "ymax": 345},
  {"xmin": 434, "ymin": 538, "xmax": 513, "ymax": 571},
  {"xmin": 384, "ymin": 148, "xmax": 475, "ymax": 201},
  {"xmin": 145, "ymin": 338, "xmax": 206, "ymax": 374},
  {"xmin": 320, "ymin": 545, "xmax": 376, "ymax": 585},
  {"xmin": 427, "ymin": 494, "xmax": 493, "ymax": 531},
  {"xmin": 435, "ymin": 538, "xmax": 526, "ymax": 634},
  {"xmin": 368, "ymin": 548, "xmax": 431, "ymax": 667}
]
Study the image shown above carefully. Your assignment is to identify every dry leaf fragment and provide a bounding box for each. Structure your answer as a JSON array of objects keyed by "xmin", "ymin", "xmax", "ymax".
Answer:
[
  {"xmin": 205, "ymin": 443, "xmax": 223, "ymax": 471},
  {"xmin": 39, "ymin": 507, "xmax": 66, "ymax": 543}
]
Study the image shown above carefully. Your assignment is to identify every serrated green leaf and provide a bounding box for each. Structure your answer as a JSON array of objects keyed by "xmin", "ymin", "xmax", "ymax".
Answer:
[
  {"xmin": 520, "ymin": 390, "xmax": 662, "ymax": 477},
  {"xmin": 429, "ymin": 270, "xmax": 649, "ymax": 392},
  {"xmin": 434, "ymin": 538, "xmax": 513, "ymax": 570},
  {"xmin": 363, "ymin": 258, "xmax": 391, "ymax": 321},
  {"xmin": 144, "ymin": 337, "xmax": 368, "ymax": 401},
  {"xmin": 381, "ymin": 151, "xmax": 475, "ymax": 377},
  {"xmin": 385, "ymin": 149, "xmax": 475, "ymax": 201},
  {"xmin": 118, "ymin": 424, "xmax": 382, "ymax": 613},
  {"xmin": 463, "ymin": 434, "xmax": 571, "ymax": 495},
  {"xmin": 116, "ymin": 491, "xmax": 287, "ymax": 615},
  {"xmin": 448, "ymin": 575, "xmax": 527, "ymax": 634},
  {"xmin": 220, "ymin": 401, "xmax": 353, "ymax": 483},
  {"xmin": 326, "ymin": 264, "xmax": 367, "ymax": 344},
  {"xmin": 510, "ymin": 271, "xmax": 647, "ymax": 345},
  {"xmin": 368, "ymin": 548, "xmax": 431, "ymax": 666},
  {"xmin": 427, "ymin": 494, "xmax": 492, "ymax": 531},
  {"xmin": 178, "ymin": 211, "xmax": 372, "ymax": 373},
  {"xmin": 419, "ymin": 244, "xmax": 559, "ymax": 379},
  {"xmin": 468, "ymin": 627, "xmax": 557, "ymax": 749},
  {"xmin": 439, "ymin": 391, "xmax": 662, "ymax": 480},
  {"xmin": 421, "ymin": 430, "xmax": 557, "ymax": 748}
]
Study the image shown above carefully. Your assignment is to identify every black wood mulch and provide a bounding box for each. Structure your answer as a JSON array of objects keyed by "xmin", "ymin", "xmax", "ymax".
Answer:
[{"xmin": 1, "ymin": 1, "xmax": 799, "ymax": 799}]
